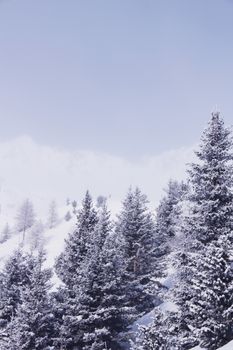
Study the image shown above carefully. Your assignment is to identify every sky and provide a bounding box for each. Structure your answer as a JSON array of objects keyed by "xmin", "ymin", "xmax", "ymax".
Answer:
[{"xmin": 0, "ymin": 0, "xmax": 233, "ymax": 158}]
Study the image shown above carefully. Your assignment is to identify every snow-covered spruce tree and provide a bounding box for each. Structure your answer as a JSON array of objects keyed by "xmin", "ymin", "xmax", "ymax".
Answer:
[
  {"xmin": 55, "ymin": 203, "xmax": 132, "ymax": 349},
  {"xmin": 16, "ymin": 198, "xmax": 35, "ymax": 243},
  {"xmin": 0, "ymin": 250, "xmax": 46, "ymax": 347},
  {"xmin": 115, "ymin": 188, "xmax": 156, "ymax": 315},
  {"xmin": 0, "ymin": 249, "xmax": 33, "ymax": 333},
  {"xmin": 48, "ymin": 200, "xmax": 59, "ymax": 229},
  {"xmin": 55, "ymin": 190, "xmax": 98, "ymax": 286},
  {"xmin": 156, "ymin": 180, "xmax": 186, "ymax": 245},
  {"xmin": 185, "ymin": 114, "xmax": 233, "ymax": 346},
  {"xmin": 72, "ymin": 200, "xmax": 78, "ymax": 214},
  {"xmin": 134, "ymin": 308, "xmax": 196, "ymax": 350},
  {"xmin": 186, "ymin": 112, "xmax": 233, "ymax": 246},
  {"xmin": 140, "ymin": 113, "xmax": 233, "ymax": 349},
  {"xmin": 64, "ymin": 210, "xmax": 72, "ymax": 221},
  {"xmin": 0, "ymin": 223, "xmax": 11, "ymax": 243},
  {"xmin": 3, "ymin": 251, "xmax": 55, "ymax": 350},
  {"xmin": 28, "ymin": 220, "xmax": 45, "ymax": 251},
  {"xmin": 188, "ymin": 239, "xmax": 233, "ymax": 349},
  {"xmin": 96, "ymin": 195, "xmax": 107, "ymax": 208},
  {"xmin": 154, "ymin": 180, "xmax": 187, "ymax": 280},
  {"xmin": 174, "ymin": 113, "xmax": 233, "ymax": 348}
]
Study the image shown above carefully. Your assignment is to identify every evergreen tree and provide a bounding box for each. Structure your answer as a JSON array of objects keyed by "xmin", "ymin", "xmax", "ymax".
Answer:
[
  {"xmin": 56, "ymin": 202, "xmax": 133, "ymax": 349},
  {"xmin": 116, "ymin": 187, "xmax": 155, "ymax": 281},
  {"xmin": 177, "ymin": 114, "xmax": 233, "ymax": 349},
  {"xmin": 154, "ymin": 180, "xmax": 187, "ymax": 279},
  {"xmin": 55, "ymin": 191, "xmax": 98, "ymax": 286},
  {"xmin": 115, "ymin": 188, "xmax": 156, "ymax": 314},
  {"xmin": 16, "ymin": 199, "xmax": 35, "ymax": 243},
  {"xmin": 28, "ymin": 221, "xmax": 45, "ymax": 251},
  {"xmin": 72, "ymin": 200, "xmax": 77, "ymax": 214},
  {"xmin": 47, "ymin": 200, "xmax": 59, "ymax": 229},
  {"xmin": 187, "ymin": 240, "xmax": 233, "ymax": 349},
  {"xmin": 0, "ymin": 250, "xmax": 31, "ymax": 331},
  {"xmin": 64, "ymin": 210, "xmax": 72, "ymax": 221},
  {"xmin": 0, "ymin": 223, "xmax": 11, "ymax": 244},
  {"xmin": 96, "ymin": 195, "xmax": 107, "ymax": 208},
  {"xmin": 134, "ymin": 308, "xmax": 196, "ymax": 350},
  {"xmin": 174, "ymin": 113, "xmax": 233, "ymax": 348},
  {"xmin": 2, "ymin": 251, "xmax": 55, "ymax": 350},
  {"xmin": 156, "ymin": 180, "xmax": 186, "ymax": 243},
  {"xmin": 141, "ymin": 113, "xmax": 233, "ymax": 349},
  {"xmin": 187, "ymin": 112, "xmax": 233, "ymax": 246}
]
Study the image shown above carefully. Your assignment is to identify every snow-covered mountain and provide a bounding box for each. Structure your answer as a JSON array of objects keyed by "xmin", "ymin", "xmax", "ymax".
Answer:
[{"xmin": 0, "ymin": 135, "xmax": 194, "ymax": 227}]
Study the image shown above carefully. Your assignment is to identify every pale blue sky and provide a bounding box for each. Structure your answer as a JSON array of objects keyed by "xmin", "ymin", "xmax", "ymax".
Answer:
[{"xmin": 0, "ymin": 0, "xmax": 233, "ymax": 158}]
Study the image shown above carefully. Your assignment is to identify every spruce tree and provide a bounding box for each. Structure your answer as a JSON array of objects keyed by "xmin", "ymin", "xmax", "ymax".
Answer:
[
  {"xmin": 156, "ymin": 180, "xmax": 186, "ymax": 239},
  {"xmin": 0, "ymin": 223, "xmax": 11, "ymax": 244},
  {"xmin": 54, "ymin": 191, "xmax": 98, "ymax": 348},
  {"xmin": 187, "ymin": 112, "xmax": 233, "ymax": 245},
  {"xmin": 134, "ymin": 308, "xmax": 195, "ymax": 350},
  {"xmin": 3, "ymin": 251, "xmax": 55, "ymax": 350},
  {"xmin": 175, "ymin": 113, "xmax": 233, "ymax": 348},
  {"xmin": 64, "ymin": 210, "xmax": 72, "ymax": 221},
  {"xmin": 0, "ymin": 250, "xmax": 32, "ymax": 332},
  {"xmin": 74, "ymin": 204, "xmax": 133, "ymax": 350},
  {"xmin": 116, "ymin": 188, "xmax": 155, "ymax": 280},
  {"xmin": 141, "ymin": 113, "xmax": 233, "ymax": 349},
  {"xmin": 55, "ymin": 202, "xmax": 133, "ymax": 349},
  {"xmin": 55, "ymin": 190, "xmax": 98, "ymax": 286},
  {"xmin": 154, "ymin": 180, "xmax": 187, "ymax": 280},
  {"xmin": 28, "ymin": 220, "xmax": 45, "ymax": 251},
  {"xmin": 115, "ymin": 188, "xmax": 156, "ymax": 314},
  {"xmin": 187, "ymin": 239, "xmax": 233, "ymax": 349},
  {"xmin": 47, "ymin": 200, "xmax": 59, "ymax": 229}
]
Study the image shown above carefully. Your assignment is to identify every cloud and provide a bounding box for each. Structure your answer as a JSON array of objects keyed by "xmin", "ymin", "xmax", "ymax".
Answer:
[{"xmin": 0, "ymin": 136, "xmax": 195, "ymax": 220}]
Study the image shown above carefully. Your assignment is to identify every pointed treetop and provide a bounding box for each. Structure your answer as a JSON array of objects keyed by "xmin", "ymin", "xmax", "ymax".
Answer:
[{"xmin": 211, "ymin": 111, "xmax": 220, "ymax": 121}]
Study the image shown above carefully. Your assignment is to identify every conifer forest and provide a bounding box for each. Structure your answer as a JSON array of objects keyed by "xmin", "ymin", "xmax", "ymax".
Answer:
[{"xmin": 0, "ymin": 113, "xmax": 233, "ymax": 350}]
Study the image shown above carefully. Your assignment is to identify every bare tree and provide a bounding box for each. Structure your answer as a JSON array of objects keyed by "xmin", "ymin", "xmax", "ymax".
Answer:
[{"xmin": 16, "ymin": 199, "xmax": 35, "ymax": 243}]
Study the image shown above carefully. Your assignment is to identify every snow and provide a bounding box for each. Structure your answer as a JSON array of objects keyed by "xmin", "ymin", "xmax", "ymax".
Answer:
[
  {"xmin": 0, "ymin": 136, "xmax": 194, "ymax": 224},
  {"xmin": 0, "ymin": 207, "xmax": 77, "ymax": 289},
  {"xmin": 131, "ymin": 309, "xmax": 155, "ymax": 333},
  {"xmin": 218, "ymin": 340, "xmax": 233, "ymax": 349},
  {"xmin": 158, "ymin": 264, "xmax": 176, "ymax": 289},
  {"xmin": 159, "ymin": 300, "xmax": 179, "ymax": 312},
  {"xmin": 0, "ymin": 234, "xmax": 22, "ymax": 267},
  {"xmin": 191, "ymin": 340, "xmax": 233, "ymax": 349}
]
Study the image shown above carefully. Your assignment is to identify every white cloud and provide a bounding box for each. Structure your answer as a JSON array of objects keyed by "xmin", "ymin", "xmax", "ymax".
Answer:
[{"xmin": 0, "ymin": 136, "xmax": 196, "ymax": 223}]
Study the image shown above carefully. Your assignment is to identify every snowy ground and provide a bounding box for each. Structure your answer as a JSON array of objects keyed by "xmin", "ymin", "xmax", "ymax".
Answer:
[
  {"xmin": 0, "ymin": 136, "xmax": 194, "ymax": 221},
  {"xmin": 0, "ymin": 205, "xmax": 76, "ymax": 289},
  {"xmin": 191, "ymin": 340, "xmax": 233, "ymax": 350}
]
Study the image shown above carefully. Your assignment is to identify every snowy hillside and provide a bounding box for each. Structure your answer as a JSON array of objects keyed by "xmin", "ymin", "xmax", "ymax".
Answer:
[
  {"xmin": 192, "ymin": 341, "xmax": 233, "ymax": 350},
  {"xmin": 0, "ymin": 136, "xmax": 194, "ymax": 219},
  {"xmin": 0, "ymin": 205, "xmax": 76, "ymax": 289}
]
